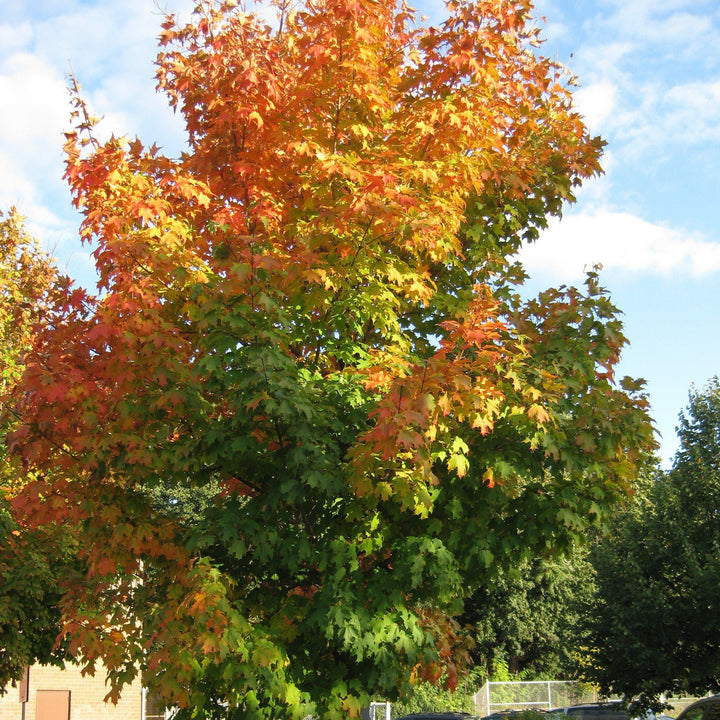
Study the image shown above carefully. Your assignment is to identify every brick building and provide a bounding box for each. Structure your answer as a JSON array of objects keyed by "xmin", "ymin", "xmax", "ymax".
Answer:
[{"xmin": 0, "ymin": 663, "xmax": 167, "ymax": 720}]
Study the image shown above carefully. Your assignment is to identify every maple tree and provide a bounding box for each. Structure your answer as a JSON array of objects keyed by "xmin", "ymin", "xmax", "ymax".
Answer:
[
  {"xmin": 3, "ymin": 0, "xmax": 655, "ymax": 717},
  {"xmin": 0, "ymin": 210, "xmax": 77, "ymax": 688}
]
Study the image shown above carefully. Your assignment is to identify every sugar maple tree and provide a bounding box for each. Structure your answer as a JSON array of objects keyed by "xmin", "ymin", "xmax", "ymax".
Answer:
[{"xmin": 4, "ymin": 0, "xmax": 655, "ymax": 717}]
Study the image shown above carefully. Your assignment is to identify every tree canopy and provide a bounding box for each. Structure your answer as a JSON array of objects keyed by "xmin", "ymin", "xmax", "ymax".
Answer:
[
  {"xmin": 461, "ymin": 546, "xmax": 595, "ymax": 680},
  {"xmin": 0, "ymin": 209, "xmax": 78, "ymax": 687},
  {"xmin": 2, "ymin": 1, "xmax": 654, "ymax": 718},
  {"xmin": 583, "ymin": 377, "xmax": 720, "ymax": 710}
]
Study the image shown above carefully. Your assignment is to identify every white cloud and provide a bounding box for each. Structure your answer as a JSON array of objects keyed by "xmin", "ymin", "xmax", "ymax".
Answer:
[
  {"xmin": 518, "ymin": 211, "xmax": 720, "ymax": 281},
  {"xmin": 2, "ymin": 0, "xmax": 194, "ymax": 144},
  {"xmin": 0, "ymin": 51, "xmax": 74, "ymax": 251},
  {"xmin": 0, "ymin": 0, "xmax": 194, "ymax": 269},
  {"xmin": 0, "ymin": 149, "xmax": 37, "ymax": 209},
  {"xmin": 560, "ymin": 0, "xmax": 720, "ymax": 165},
  {"xmin": 600, "ymin": 0, "xmax": 717, "ymax": 49},
  {"xmin": 0, "ymin": 52, "xmax": 69, "ymax": 145},
  {"xmin": 573, "ymin": 80, "xmax": 618, "ymax": 132},
  {"xmin": 0, "ymin": 145, "xmax": 72, "ymax": 235},
  {"xmin": 592, "ymin": 76, "xmax": 720, "ymax": 160},
  {"xmin": 0, "ymin": 21, "xmax": 32, "ymax": 52},
  {"xmin": 569, "ymin": 64, "xmax": 720, "ymax": 164},
  {"xmin": 661, "ymin": 79, "xmax": 720, "ymax": 143},
  {"xmin": 574, "ymin": 41, "xmax": 633, "ymax": 83}
]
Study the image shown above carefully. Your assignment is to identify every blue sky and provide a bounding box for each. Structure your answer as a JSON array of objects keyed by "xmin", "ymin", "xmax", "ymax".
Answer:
[{"xmin": 1, "ymin": 0, "xmax": 719, "ymax": 466}]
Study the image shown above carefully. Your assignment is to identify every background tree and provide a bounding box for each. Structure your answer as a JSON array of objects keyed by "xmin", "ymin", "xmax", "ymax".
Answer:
[
  {"xmin": 0, "ymin": 210, "xmax": 78, "ymax": 688},
  {"xmin": 392, "ymin": 545, "xmax": 595, "ymax": 717},
  {"xmin": 583, "ymin": 377, "xmax": 720, "ymax": 710},
  {"xmin": 461, "ymin": 545, "xmax": 596, "ymax": 680},
  {"xmin": 4, "ymin": 1, "xmax": 654, "ymax": 718},
  {"xmin": 390, "ymin": 666, "xmax": 485, "ymax": 718}
]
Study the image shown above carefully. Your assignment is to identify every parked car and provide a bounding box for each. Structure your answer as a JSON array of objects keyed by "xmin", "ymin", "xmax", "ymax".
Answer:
[
  {"xmin": 676, "ymin": 696, "xmax": 720, "ymax": 720},
  {"xmin": 549, "ymin": 702, "xmax": 663, "ymax": 720},
  {"xmin": 479, "ymin": 711, "xmax": 526, "ymax": 720},
  {"xmin": 395, "ymin": 713, "xmax": 481, "ymax": 720},
  {"xmin": 565, "ymin": 703, "xmax": 630, "ymax": 720}
]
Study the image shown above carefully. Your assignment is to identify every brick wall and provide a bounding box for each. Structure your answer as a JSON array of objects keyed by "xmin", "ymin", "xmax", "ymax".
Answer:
[{"xmin": 0, "ymin": 663, "xmax": 143, "ymax": 720}]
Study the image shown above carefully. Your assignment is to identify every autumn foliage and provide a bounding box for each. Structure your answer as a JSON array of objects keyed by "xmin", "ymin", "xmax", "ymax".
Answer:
[
  {"xmin": 2, "ymin": 0, "xmax": 654, "ymax": 717},
  {"xmin": 0, "ymin": 210, "xmax": 78, "ymax": 685}
]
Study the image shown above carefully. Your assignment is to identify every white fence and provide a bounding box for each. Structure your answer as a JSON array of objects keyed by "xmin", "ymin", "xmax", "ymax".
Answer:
[
  {"xmin": 472, "ymin": 681, "xmax": 705, "ymax": 718},
  {"xmin": 473, "ymin": 680, "xmax": 599, "ymax": 717}
]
